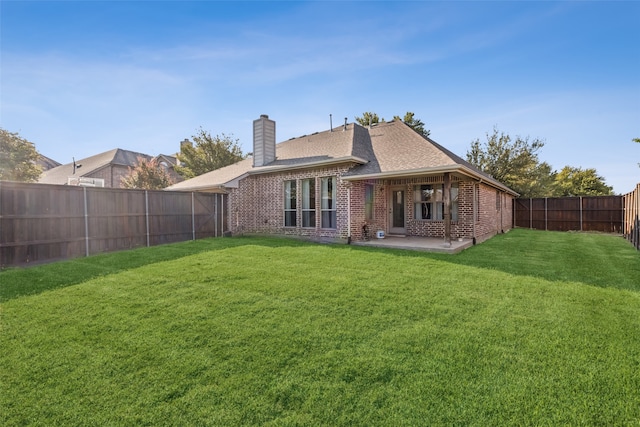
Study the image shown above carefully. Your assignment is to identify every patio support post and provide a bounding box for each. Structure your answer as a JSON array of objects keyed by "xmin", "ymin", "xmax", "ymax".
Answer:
[{"xmin": 443, "ymin": 172, "xmax": 451, "ymax": 246}]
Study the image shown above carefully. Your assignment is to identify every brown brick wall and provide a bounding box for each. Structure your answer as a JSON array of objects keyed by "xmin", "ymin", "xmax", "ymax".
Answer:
[
  {"xmin": 227, "ymin": 168, "xmax": 513, "ymax": 242},
  {"xmin": 228, "ymin": 165, "xmax": 355, "ymax": 240}
]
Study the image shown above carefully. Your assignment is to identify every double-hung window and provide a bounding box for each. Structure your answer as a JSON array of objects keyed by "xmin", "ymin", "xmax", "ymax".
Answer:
[
  {"xmin": 364, "ymin": 183, "xmax": 374, "ymax": 221},
  {"xmin": 302, "ymin": 178, "xmax": 316, "ymax": 228},
  {"xmin": 321, "ymin": 177, "xmax": 337, "ymax": 228},
  {"xmin": 284, "ymin": 180, "xmax": 296, "ymax": 227},
  {"xmin": 414, "ymin": 183, "xmax": 458, "ymax": 221}
]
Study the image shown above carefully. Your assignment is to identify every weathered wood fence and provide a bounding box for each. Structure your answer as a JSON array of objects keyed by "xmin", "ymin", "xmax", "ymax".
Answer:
[
  {"xmin": 0, "ymin": 181, "xmax": 227, "ymax": 267},
  {"xmin": 623, "ymin": 184, "xmax": 640, "ymax": 250},
  {"xmin": 513, "ymin": 196, "xmax": 623, "ymax": 233}
]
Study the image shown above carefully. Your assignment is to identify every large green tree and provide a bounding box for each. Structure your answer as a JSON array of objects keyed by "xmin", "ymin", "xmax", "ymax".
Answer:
[
  {"xmin": 175, "ymin": 129, "xmax": 244, "ymax": 179},
  {"xmin": 0, "ymin": 128, "xmax": 42, "ymax": 182},
  {"xmin": 355, "ymin": 111, "xmax": 430, "ymax": 137},
  {"xmin": 121, "ymin": 157, "xmax": 174, "ymax": 190},
  {"xmin": 553, "ymin": 166, "xmax": 613, "ymax": 196},
  {"xmin": 466, "ymin": 127, "xmax": 552, "ymax": 197}
]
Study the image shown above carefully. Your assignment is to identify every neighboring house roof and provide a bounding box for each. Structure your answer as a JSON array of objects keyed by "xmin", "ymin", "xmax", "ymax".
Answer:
[
  {"xmin": 156, "ymin": 154, "xmax": 179, "ymax": 167},
  {"xmin": 166, "ymin": 120, "xmax": 518, "ymax": 196},
  {"xmin": 39, "ymin": 148, "xmax": 153, "ymax": 185},
  {"xmin": 36, "ymin": 154, "xmax": 61, "ymax": 172}
]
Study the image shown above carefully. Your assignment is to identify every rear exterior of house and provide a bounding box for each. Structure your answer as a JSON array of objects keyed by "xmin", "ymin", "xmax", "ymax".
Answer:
[{"xmin": 168, "ymin": 115, "xmax": 517, "ymax": 244}]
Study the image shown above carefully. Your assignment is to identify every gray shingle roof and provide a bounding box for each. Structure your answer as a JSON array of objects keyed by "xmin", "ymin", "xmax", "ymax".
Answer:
[
  {"xmin": 39, "ymin": 148, "xmax": 152, "ymax": 185},
  {"xmin": 166, "ymin": 120, "xmax": 516, "ymax": 195}
]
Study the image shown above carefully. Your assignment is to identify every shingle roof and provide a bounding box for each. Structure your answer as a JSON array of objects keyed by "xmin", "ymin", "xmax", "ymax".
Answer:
[
  {"xmin": 166, "ymin": 120, "xmax": 516, "ymax": 195},
  {"xmin": 39, "ymin": 148, "xmax": 152, "ymax": 185},
  {"xmin": 167, "ymin": 125, "xmax": 366, "ymax": 191}
]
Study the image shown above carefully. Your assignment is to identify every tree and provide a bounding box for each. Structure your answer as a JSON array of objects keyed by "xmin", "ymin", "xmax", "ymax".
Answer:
[
  {"xmin": 466, "ymin": 127, "xmax": 553, "ymax": 197},
  {"xmin": 175, "ymin": 129, "xmax": 244, "ymax": 179},
  {"xmin": 553, "ymin": 166, "xmax": 613, "ymax": 196},
  {"xmin": 354, "ymin": 112, "xmax": 382, "ymax": 127},
  {"xmin": 355, "ymin": 111, "xmax": 431, "ymax": 137},
  {"xmin": 121, "ymin": 157, "xmax": 174, "ymax": 190},
  {"xmin": 0, "ymin": 128, "xmax": 42, "ymax": 182}
]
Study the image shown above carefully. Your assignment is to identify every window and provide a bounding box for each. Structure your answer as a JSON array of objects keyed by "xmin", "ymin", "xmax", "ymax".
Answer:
[
  {"xmin": 414, "ymin": 183, "xmax": 458, "ymax": 221},
  {"xmin": 364, "ymin": 184, "xmax": 374, "ymax": 221},
  {"xmin": 321, "ymin": 177, "xmax": 337, "ymax": 228},
  {"xmin": 302, "ymin": 178, "xmax": 316, "ymax": 228},
  {"xmin": 496, "ymin": 191, "xmax": 501, "ymax": 210},
  {"xmin": 284, "ymin": 180, "xmax": 296, "ymax": 227}
]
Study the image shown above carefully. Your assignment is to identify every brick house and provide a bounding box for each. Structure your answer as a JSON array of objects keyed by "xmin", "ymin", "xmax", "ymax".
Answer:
[{"xmin": 167, "ymin": 115, "xmax": 518, "ymax": 244}]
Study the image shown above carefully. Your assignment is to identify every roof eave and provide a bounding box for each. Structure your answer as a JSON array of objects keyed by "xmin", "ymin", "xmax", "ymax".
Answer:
[
  {"xmin": 165, "ymin": 183, "xmax": 229, "ymax": 193},
  {"xmin": 344, "ymin": 164, "xmax": 519, "ymax": 196},
  {"xmin": 247, "ymin": 156, "xmax": 368, "ymax": 175},
  {"xmin": 342, "ymin": 164, "xmax": 463, "ymax": 181}
]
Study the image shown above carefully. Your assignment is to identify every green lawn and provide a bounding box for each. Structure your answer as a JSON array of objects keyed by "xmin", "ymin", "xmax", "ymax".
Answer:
[{"xmin": 1, "ymin": 229, "xmax": 639, "ymax": 426}]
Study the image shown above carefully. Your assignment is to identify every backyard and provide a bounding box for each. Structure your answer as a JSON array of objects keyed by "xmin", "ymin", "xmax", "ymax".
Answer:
[{"xmin": 1, "ymin": 229, "xmax": 639, "ymax": 425}]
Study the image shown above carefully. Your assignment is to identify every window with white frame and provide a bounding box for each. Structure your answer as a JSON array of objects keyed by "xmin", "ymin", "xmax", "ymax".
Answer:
[
  {"xmin": 302, "ymin": 178, "xmax": 316, "ymax": 228},
  {"xmin": 364, "ymin": 183, "xmax": 374, "ymax": 221},
  {"xmin": 414, "ymin": 183, "xmax": 458, "ymax": 221},
  {"xmin": 284, "ymin": 180, "xmax": 296, "ymax": 227},
  {"xmin": 321, "ymin": 177, "xmax": 337, "ymax": 228}
]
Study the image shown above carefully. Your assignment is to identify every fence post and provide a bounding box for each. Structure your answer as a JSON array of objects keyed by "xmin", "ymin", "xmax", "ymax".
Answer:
[
  {"xmin": 191, "ymin": 192, "xmax": 196, "ymax": 241},
  {"xmin": 545, "ymin": 198, "xmax": 548, "ymax": 231},
  {"xmin": 215, "ymin": 194, "xmax": 218, "ymax": 237},
  {"xmin": 83, "ymin": 187, "xmax": 89, "ymax": 257},
  {"xmin": 580, "ymin": 196, "xmax": 583, "ymax": 231},
  {"xmin": 529, "ymin": 198, "xmax": 532, "ymax": 229},
  {"xmin": 145, "ymin": 191, "xmax": 150, "ymax": 247}
]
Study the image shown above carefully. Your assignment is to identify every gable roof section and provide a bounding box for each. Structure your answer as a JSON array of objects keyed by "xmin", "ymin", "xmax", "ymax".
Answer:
[
  {"xmin": 343, "ymin": 121, "xmax": 515, "ymax": 195},
  {"xmin": 39, "ymin": 148, "xmax": 152, "ymax": 185},
  {"xmin": 166, "ymin": 125, "xmax": 368, "ymax": 192},
  {"xmin": 167, "ymin": 120, "xmax": 518, "ymax": 196}
]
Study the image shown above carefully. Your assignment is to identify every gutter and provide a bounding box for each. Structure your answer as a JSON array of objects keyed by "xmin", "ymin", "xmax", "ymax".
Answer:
[
  {"xmin": 245, "ymin": 156, "xmax": 368, "ymax": 176},
  {"xmin": 342, "ymin": 164, "xmax": 519, "ymax": 197}
]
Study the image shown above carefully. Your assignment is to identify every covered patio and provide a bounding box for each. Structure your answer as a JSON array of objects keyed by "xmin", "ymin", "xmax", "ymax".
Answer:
[{"xmin": 352, "ymin": 235, "xmax": 474, "ymax": 254}]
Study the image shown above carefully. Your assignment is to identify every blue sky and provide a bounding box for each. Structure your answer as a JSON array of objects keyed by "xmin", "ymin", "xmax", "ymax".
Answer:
[{"xmin": 1, "ymin": 1, "xmax": 639, "ymax": 193}]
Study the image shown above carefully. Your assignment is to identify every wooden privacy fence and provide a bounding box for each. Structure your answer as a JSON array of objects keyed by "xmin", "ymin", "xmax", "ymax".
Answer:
[
  {"xmin": 623, "ymin": 184, "xmax": 640, "ymax": 250},
  {"xmin": 514, "ymin": 196, "xmax": 623, "ymax": 233},
  {"xmin": 0, "ymin": 181, "xmax": 227, "ymax": 267}
]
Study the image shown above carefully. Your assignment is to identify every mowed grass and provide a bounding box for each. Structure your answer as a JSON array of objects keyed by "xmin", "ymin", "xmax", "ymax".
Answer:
[{"xmin": 1, "ymin": 229, "xmax": 639, "ymax": 426}]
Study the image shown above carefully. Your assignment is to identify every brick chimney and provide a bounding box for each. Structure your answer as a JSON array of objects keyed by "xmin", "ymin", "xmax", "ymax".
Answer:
[{"xmin": 253, "ymin": 114, "xmax": 276, "ymax": 167}]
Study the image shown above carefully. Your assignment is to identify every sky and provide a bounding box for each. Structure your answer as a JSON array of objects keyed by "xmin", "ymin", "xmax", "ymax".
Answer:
[{"xmin": 1, "ymin": 1, "xmax": 639, "ymax": 194}]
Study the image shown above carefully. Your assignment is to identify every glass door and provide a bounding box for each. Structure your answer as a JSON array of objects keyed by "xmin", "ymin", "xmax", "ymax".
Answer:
[{"xmin": 389, "ymin": 187, "xmax": 406, "ymax": 234}]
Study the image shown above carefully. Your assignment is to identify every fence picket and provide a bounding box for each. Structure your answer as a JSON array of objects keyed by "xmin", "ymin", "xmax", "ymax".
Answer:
[{"xmin": 0, "ymin": 182, "xmax": 227, "ymax": 266}]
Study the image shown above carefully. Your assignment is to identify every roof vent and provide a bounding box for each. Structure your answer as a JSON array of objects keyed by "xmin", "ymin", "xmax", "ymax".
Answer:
[{"xmin": 343, "ymin": 117, "xmax": 348, "ymax": 131}]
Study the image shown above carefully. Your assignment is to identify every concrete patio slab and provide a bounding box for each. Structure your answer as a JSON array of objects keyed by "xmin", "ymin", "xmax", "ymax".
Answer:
[{"xmin": 352, "ymin": 235, "xmax": 474, "ymax": 254}]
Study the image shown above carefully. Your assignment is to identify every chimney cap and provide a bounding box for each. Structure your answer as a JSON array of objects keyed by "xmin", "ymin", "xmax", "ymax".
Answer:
[{"xmin": 260, "ymin": 114, "xmax": 269, "ymax": 119}]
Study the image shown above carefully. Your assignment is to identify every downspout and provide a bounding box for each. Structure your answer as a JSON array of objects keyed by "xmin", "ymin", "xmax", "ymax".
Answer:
[
  {"xmin": 347, "ymin": 184, "xmax": 352, "ymax": 244},
  {"xmin": 443, "ymin": 172, "xmax": 451, "ymax": 246},
  {"xmin": 473, "ymin": 181, "xmax": 479, "ymax": 244}
]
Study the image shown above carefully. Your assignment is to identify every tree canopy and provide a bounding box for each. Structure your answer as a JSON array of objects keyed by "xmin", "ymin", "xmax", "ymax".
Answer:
[
  {"xmin": 354, "ymin": 112, "xmax": 382, "ymax": 127},
  {"xmin": 121, "ymin": 157, "xmax": 175, "ymax": 190},
  {"xmin": 466, "ymin": 127, "xmax": 549, "ymax": 197},
  {"xmin": 553, "ymin": 166, "xmax": 613, "ymax": 197},
  {"xmin": 175, "ymin": 129, "xmax": 244, "ymax": 179},
  {"xmin": 0, "ymin": 128, "xmax": 42, "ymax": 182},
  {"xmin": 355, "ymin": 111, "xmax": 430, "ymax": 137},
  {"xmin": 467, "ymin": 127, "xmax": 614, "ymax": 197}
]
